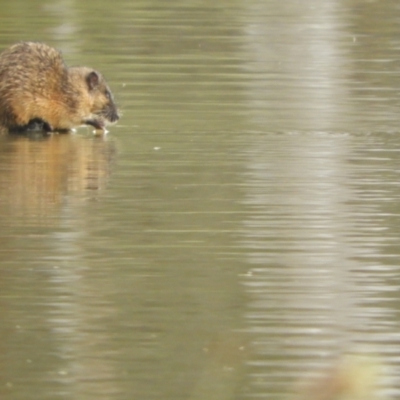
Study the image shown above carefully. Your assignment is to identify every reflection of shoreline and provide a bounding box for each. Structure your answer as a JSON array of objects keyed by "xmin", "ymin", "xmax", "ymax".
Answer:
[{"xmin": 0, "ymin": 134, "xmax": 116, "ymax": 218}]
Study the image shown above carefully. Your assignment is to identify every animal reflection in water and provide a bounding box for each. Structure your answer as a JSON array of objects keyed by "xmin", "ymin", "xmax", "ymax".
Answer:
[{"xmin": 0, "ymin": 134, "xmax": 115, "ymax": 218}]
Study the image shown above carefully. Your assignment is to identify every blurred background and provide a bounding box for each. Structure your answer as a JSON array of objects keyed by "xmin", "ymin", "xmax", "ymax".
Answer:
[{"xmin": 1, "ymin": 1, "xmax": 400, "ymax": 399}]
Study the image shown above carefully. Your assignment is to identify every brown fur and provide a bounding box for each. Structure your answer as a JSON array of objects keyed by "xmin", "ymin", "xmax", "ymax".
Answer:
[{"xmin": 0, "ymin": 42, "xmax": 119, "ymax": 132}]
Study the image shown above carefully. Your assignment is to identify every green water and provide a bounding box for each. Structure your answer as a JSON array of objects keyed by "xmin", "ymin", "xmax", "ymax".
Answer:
[{"xmin": 1, "ymin": 1, "xmax": 400, "ymax": 399}]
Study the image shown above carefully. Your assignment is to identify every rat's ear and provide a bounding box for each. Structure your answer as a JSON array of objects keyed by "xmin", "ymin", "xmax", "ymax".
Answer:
[{"xmin": 86, "ymin": 71, "xmax": 100, "ymax": 90}]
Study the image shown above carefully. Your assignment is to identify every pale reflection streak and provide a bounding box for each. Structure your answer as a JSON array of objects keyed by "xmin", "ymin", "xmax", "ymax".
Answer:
[
  {"xmin": 46, "ymin": 223, "xmax": 121, "ymax": 399},
  {"xmin": 239, "ymin": 2, "xmax": 398, "ymax": 399},
  {"xmin": 41, "ymin": 138, "xmax": 119, "ymax": 399},
  {"xmin": 241, "ymin": 1, "xmax": 350, "ymax": 131},
  {"xmin": 241, "ymin": 139, "xmax": 399, "ymax": 398},
  {"xmin": 0, "ymin": 133, "xmax": 118, "ymax": 398}
]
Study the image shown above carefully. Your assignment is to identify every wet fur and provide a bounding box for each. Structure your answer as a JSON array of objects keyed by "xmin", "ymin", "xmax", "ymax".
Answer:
[{"xmin": 0, "ymin": 42, "xmax": 119, "ymax": 132}]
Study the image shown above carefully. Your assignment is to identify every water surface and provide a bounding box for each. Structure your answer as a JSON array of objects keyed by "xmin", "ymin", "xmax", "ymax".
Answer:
[{"xmin": 1, "ymin": 1, "xmax": 400, "ymax": 400}]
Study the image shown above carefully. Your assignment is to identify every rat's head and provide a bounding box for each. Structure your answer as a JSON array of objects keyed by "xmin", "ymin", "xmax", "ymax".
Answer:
[
  {"xmin": 69, "ymin": 67, "xmax": 119, "ymax": 130},
  {"xmin": 84, "ymin": 70, "xmax": 119, "ymax": 129}
]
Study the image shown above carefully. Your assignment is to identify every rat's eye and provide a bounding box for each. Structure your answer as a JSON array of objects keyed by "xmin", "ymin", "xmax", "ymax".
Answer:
[{"xmin": 104, "ymin": 89, "xmax": 112, "ymax": 100}]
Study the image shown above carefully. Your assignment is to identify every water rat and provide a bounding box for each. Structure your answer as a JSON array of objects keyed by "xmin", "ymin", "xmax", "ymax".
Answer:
[{"xmin": 0, "ymin": 42, "xmax": 119, "ymax": 133}]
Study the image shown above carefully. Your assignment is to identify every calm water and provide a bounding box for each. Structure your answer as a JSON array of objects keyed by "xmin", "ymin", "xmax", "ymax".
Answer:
[{"xmin": 1, "ymin": 1, "xmax": 400, "ymax": 399}]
